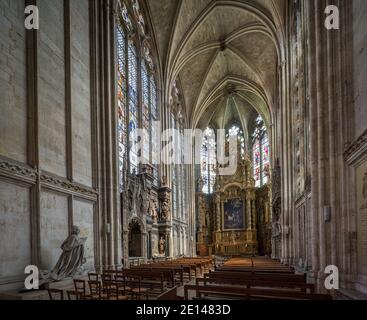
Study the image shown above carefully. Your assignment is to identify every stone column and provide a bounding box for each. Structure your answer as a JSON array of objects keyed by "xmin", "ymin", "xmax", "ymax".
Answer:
[
  {"xmin": 214, "ymin": 193, "xmax": 221, "ymax": 232},
  {"xmin": 247, "ymin": 196, "xmax": 252, "ymax": 230},
  {"xmin": 166, "ymin": 231, "xmax": 171, "ymax": 258},
  {"xmin": 306, "ymin": 0, "xmax": 320, "ymax": 276}
]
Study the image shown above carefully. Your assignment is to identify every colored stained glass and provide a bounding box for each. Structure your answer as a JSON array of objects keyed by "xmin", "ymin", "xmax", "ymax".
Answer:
[
  {"xmin": 201, "ymin": 127, "xmax": 216, "ymax": 194},
  {"xmin": 252, "ymin": 116, "xmax": 270, "ymax": 188},
  {"xmin": 117, "ymin": 0, "xmax": 160, "ymax": 186}
]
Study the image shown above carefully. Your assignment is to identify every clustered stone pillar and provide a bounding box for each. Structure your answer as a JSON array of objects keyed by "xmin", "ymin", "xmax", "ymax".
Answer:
[
  {"xmin": 247, "ymin": 197, "xmax": 252, "ymax": 230},
  {"xmin": 278, "ymin": 0, "xmax": 356, "ymax": 292}
]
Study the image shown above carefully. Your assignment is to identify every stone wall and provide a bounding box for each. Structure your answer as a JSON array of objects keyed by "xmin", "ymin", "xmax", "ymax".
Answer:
[
  {"xmin": 38, "ymin": 0, "xmax": 67, "ymax": 177},
  {"xmin": 346, "ymin": 0, "xmax": 367, "ymax": 295},
  {"xmin": 0, "ymin": 180, "xmax": 31, "ymax": 280},
  {"xmin": 0, "ymin": 0, "xmax": 27, "ymax": 163},
  {"xmin": 0, "ymin": 0, "xmax": 100, "ymax": 287},
  {"xmin": 353, "ymin": 0, "xmax": 367, "ymax": 139},
  {"xmin": 277, "ymin": 0, "xmax": 367, "ymax": 297}
]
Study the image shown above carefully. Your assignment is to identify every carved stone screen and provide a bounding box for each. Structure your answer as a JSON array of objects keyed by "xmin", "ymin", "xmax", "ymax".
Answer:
[{"xmin": 223, "ymin": 198, "xmax": 244, "ymax": 230}]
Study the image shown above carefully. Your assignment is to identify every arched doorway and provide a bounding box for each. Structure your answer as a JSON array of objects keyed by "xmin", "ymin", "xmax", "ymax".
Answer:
[{"xmin": 128, "ymin": 220, "xmax": 143, "ymax": 257}]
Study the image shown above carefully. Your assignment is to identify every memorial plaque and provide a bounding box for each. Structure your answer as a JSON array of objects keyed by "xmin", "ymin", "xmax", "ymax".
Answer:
[{"xmin": 357, "ymin": 160, "xmax": 367, "ymax": 276}]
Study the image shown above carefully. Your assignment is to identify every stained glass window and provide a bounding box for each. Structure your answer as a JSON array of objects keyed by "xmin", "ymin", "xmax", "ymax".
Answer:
[
  {"xmin": 121, "ymin": 1, "xmax": 133, "ymax": 32},
  {"xmin": 227, "ymin": 124, "xmax": 245, "ymax": 157},
  {"xmin": 117, "ymin": 0, "xmax": 159, "ymax": 187},
  {"xmin": 128, "ymin": 41, "xmax": 139, "ymax": 173},
  {"xmin": 117, "ymin": 24, "xmax": 127, "ymax": 192},
  {"xmin": 142, "ymin": 61, "xmax": 150, "ymax": 163},
  {"xmin": 169, "ymin": 105, "xmax": 188, "ymax": 221},
  {"xmin": 253, "ymin": 138, "xmax": 261, "ymax": 188},
  {"xmin": 201, "ymin": 127, "xmax": 216, "ymax": 194},
  {"xmin": 252, "ymin": 116, "xmax": 270, "ymax": 187},
  {"xmin": 261, "ymin": 133, "xmax": 270, "ymax": 184},
  {"xmin": 132, "ymin": 0, "xmax": 146, "ymax": 35}
]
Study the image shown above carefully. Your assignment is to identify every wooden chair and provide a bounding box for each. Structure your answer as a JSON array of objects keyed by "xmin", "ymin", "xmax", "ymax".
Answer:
[
  {"xmin": 115, "ymin": 274, "xmax": 131, "ymax": 295},
  {"xmin": 74, "ymin": 279, "xmax": 90, "ymax": 300},
  {"xmin": 101, "ymin": 273, "xmax": 113, "ymax": 294},
  {"xmin": 128, "ymin": 277, "xmax": 149, "ymax": 300},
  {"xmin": 88, "ymin": 281, "xmax": 108, "ymax": 300},
  {"xmin": 103, "ymin": 280, "xmax": 129, "ymax": 300},
  {"xmin": 103, "ymin": 270, "xmax": 117, "ymax": 277},
  {"xmin": 48, "ymin": 289, "xmax": 64, "ymax": 300},
  {"xmin": 67, "ymin": 290, "xmax": 83, "ymax": 300},
  {"xmin": 88, "ymin": 272, "xmax": 100, "ymax": 282}
]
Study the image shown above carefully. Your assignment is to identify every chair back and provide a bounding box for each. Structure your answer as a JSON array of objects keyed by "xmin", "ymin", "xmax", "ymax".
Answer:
[
  {"xmin": 88, "ymin": 272, "xmax": 100, "ymax": 282},
  {"xmin": 102, "ymin": 273, "xmax": 113, "ymax": 282},
  {"xmin": 74, "ymin": 279, "xmax": 86, "ymax": 299},
  {"xmin": 88, "ymin": 280, "xmax": 102, "ymax": 299},
  {"xmin": 48, "ymin": 289, "xmax": 64, "ymax": 300},
  {"xmin": 104, "ymin": 280, "xmax": 119, "ymax": 299},
  {"xmin": 67, "ymin": 290, "xmax": 82, "ymax": 300}
]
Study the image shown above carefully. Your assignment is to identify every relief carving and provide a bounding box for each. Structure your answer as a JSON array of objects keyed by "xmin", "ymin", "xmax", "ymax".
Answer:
[{"xmin": 158, "ymin": 182, "xmax": 171, "ymax": 222}]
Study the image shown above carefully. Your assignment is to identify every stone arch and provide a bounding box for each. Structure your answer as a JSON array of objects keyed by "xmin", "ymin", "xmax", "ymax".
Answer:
[{"xmin": 128, "ymin": 217, "xmax": 145, "ymax": 257}]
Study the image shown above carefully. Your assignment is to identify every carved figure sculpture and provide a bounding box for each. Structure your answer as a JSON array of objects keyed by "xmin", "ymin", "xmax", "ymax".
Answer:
[
  {"xmin": 50, "ymin": 226, "xmax": 87, "ymax": 281},
  {"xmin": 159, "ymin": 236, "xmax": 166, "ymax": 255}
]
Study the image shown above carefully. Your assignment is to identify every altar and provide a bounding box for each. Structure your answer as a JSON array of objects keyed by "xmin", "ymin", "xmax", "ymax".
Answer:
[{"xmin": 196, "ymin": 147, "xmax": 271, "ymax": 257}]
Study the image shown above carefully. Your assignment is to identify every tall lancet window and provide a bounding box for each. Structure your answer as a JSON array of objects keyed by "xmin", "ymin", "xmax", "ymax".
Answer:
[
  {"xmin": 117, "ymin": 0, "xmax": 159, "ymax": 190},
  {"xmin": 128, "ymin": 40, "xmax": 139, "ymax": 173},
  {"xmin": 227, "ymin": 124, "xmax": 245, "ymax": 157},
  {"xmin": 141, "ymin": 59, "xmax": 159, "ymax": 186},
  {"xmin": 252, "ymin": 116, "xmax": 270, "ymax": 188},
  {"xmin": 117, "ymin": 23, "xmax": 127, "ymax": 191},
  {"xmin": 201, "ymin": 127, "xmax": 217, "ymax": 194}
]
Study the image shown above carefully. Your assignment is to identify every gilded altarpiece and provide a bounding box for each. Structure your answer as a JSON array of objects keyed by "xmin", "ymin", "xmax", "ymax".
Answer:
[{"xmin": 197, "ymin": 154, "xmax": 270, "ymax": 256}]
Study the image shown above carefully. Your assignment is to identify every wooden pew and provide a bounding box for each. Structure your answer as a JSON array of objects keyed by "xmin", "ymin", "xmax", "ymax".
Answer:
[
  {"xmin": 156, "ymin": 287, "xmax": 184, "ymax": 300},
  {"xmin": 132, "ymin": 266, "xmax": 184, "ymax": 285},
  {"xmin": 196, "ymin": 277, "xmax": 315, "ymax": 293},
  {"xmin": 206, "ymin": 270, "xmax": 307, "ymax": 283},
  {"xmin": 218, "ymin": 265, "xmax": 294, "ymax": 274},
  {"xmin": 184, "ymin": 285, "xmax": 332, "ymax": 301},
  {"xmin": 118, "ymin": 269, "xmax": 169, "ymax": 293},
  {"xmin": 221, "ymin": 257, "xmax": 294, "ymax": 274}
]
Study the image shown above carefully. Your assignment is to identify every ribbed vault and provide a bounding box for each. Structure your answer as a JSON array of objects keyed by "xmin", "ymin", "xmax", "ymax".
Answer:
[{"xmin": 146, "ymin": 0, "xmax": 284, "ymax": 130}]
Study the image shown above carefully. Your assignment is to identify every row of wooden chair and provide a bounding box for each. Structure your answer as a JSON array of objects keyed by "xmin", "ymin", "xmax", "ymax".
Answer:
[
  {"xmin": 48, "ymin": 278, "xmax": 129, "ymax": 301},
  {"xmin": 86, "ymin": 273, "xmax": 150, "ymax": 300},
  {"xmin": 48, "ymin": 289, "xmax": 82, "ymax": 301}
]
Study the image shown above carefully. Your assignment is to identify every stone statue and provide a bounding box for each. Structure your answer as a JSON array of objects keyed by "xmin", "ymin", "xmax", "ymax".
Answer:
[
  {"xmin": 149, "ymin": 200, "xmax": 158, "ymax": 223},
  {"xmin": 161, "ymin": 200, "xmax": 170, "ymax": 220},
  {"xmin": 128, "ymin": 189, "xmax": 133, "ymax": 212},
  {"xmin": 159, "ymin": 236, "xmax": 166, "ymax": 255},
  {"xmin": 272, "ymin": 221, "xmax": 282, "ymax": 239},
  {"xmin": 50, "ymin": 226, "xmax": 87, "ymax": 281}
]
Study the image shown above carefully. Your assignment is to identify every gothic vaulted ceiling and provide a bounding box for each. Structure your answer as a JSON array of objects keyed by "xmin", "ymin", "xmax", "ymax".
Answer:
[{"xmin": 146, "ymin": 0, "xmax": 285, "ymax": 129}]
